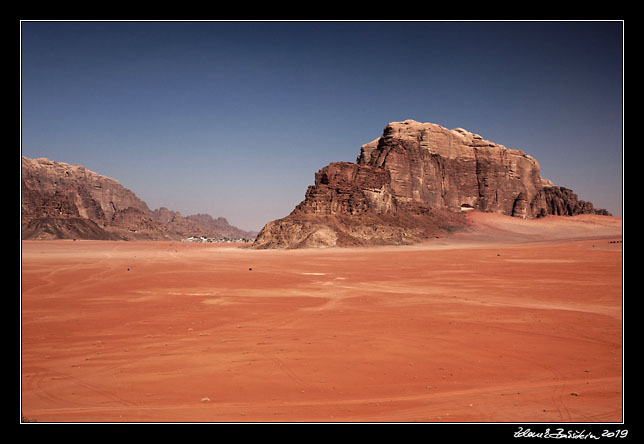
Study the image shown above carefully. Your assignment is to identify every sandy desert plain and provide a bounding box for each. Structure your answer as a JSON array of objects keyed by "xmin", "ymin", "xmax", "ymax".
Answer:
[{"xmin": 20, "ymin": 211, "xmax": 623, "ymax": 423}]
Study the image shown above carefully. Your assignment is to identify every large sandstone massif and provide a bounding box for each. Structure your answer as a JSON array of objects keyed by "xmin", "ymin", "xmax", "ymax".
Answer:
[
  {"xmin": 254, "ymin": 120, "xmax": 610, "ymax": 249},
  {"xmin": 21, "ymin": 156, "xmax": 256, "ymax": 241}
]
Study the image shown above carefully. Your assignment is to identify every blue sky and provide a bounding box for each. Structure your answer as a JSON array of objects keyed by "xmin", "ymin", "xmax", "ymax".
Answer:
[{"xmin": 21, "ymin": 21, "xmax": 623, "ymax": 231}]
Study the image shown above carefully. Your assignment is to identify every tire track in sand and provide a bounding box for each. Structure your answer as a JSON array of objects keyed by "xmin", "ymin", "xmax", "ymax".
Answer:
[
  {"xmin": 23, "ymin": 367, "xmax": 138, "ymax": 409},
  {"xmin": 24, "ymin": 375, "xmax": 620, "ymax": 421}
]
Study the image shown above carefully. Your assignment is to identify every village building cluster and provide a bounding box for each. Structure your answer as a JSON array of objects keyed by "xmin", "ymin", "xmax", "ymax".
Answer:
[{"xmin": 181, "ymin": 236, "xmax": 255, "ymax": 243}]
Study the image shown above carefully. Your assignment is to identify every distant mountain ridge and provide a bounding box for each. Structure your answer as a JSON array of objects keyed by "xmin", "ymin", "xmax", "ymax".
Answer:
[{"xmin": 21, "ymin": 156, "xmax": 257, "ymax": 241}]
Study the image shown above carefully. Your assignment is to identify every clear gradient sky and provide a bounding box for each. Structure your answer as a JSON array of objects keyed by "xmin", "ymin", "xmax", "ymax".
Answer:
[{"xmin": 20, "ymin": 21, "xmax": 623, "ymax": 231}]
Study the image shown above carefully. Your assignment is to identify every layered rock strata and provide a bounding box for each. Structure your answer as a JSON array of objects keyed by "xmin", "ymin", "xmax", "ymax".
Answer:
[
  {"xmin": 21, "ymin": 156, "xmax": 256, "ymax": 240},
  {"xmin": 254, "ymin": 120, "xmax": 609, "ymax": 249}
]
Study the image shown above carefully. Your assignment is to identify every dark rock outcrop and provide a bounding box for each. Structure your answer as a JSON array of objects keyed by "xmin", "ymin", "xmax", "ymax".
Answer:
[
  {"xmin": 537, "ymin": 185, "xmax": 601, "ymax": 217},
  {"xmin": 254, "ymin": 120, "xmax": 610, "ymax": 249}
]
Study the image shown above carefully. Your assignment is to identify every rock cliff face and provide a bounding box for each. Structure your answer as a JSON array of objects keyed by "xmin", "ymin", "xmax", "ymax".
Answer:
[
  {"xmin": 21, "ymin": 156, "xmax": 256, "ymax": 241},
  {"xmin": 254, "ymin": 120, "xmax": 609, "ymax": 249}
]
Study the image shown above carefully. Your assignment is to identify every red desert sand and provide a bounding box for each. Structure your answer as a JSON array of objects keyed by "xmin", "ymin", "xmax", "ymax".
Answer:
[{"xmin": 21, "ymin": 212, "xmax": 623, "ymax": 422}]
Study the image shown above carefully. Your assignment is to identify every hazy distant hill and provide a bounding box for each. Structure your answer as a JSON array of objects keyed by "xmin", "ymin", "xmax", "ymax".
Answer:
[{"xmin": 21, "ymin": 156, "xmax": 257, "ymax": 241}]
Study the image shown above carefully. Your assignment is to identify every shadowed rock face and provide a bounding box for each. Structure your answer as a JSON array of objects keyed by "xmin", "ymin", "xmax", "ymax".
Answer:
[
  {"xmin": 21, "ymin": 156, "xmax": 156, "ymax": 240},
  {"xmin": 21, "ymin": 156, "xmax": 256, "ymax": 240},
  {"xmin": 254, "ymin": 120, "xmax": 610, "ymax": 249}
]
